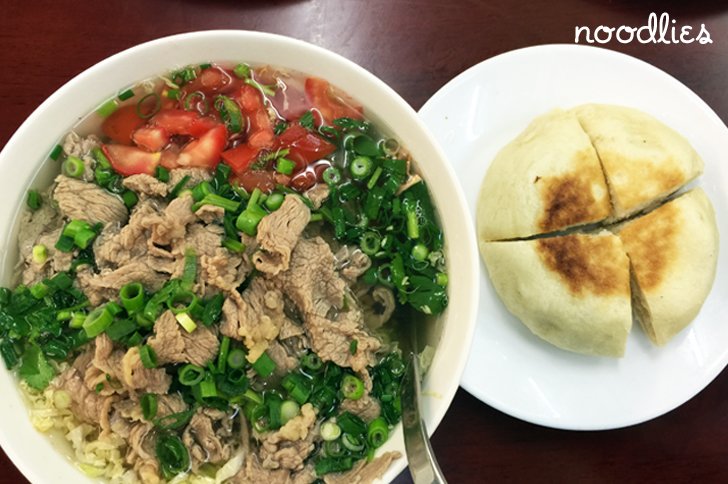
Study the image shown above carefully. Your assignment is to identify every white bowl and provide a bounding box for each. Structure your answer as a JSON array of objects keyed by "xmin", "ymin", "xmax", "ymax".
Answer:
[{"xmin": 0, "ymin": 31, "xmax": 479, "ymax": 483}]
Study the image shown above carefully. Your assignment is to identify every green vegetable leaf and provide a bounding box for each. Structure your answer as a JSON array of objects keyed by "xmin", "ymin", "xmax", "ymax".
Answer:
[
  {"xmin": 19, "ymin": 344, "xmax": 55, "ymax": 390},
  {"xmin": 299, "ymin": 110, "xmax": 315, "ymax": 130}
]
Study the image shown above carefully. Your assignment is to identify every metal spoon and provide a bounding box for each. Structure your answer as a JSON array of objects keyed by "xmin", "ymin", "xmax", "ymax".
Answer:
[{"xmin": 400, "ymin": 324, "xmax": 448, "ymax": 484}]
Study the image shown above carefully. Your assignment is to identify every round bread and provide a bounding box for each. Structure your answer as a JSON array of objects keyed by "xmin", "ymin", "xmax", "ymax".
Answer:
[
  {"xmin": 573, "ymin": 104, "xmax": 704, "ymax": 219},
  {"xmin": 617, "ymin": 188, "xmax": 718, "ymax": 345},
  {"xmin": 476, "ymin": 109, "xmax": 611, "ymax": 241},
  {"xmin": 480, "ymin": 231, "xmax": 632, "ymax": 357}
]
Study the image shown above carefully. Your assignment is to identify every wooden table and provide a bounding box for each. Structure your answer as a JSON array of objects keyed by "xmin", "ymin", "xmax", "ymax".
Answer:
[{"xmin": 1, "ymin": 1, "xmax": 727, "ymax": 482}]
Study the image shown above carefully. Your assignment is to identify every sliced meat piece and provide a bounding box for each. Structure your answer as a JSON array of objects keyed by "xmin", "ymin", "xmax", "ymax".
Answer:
[
  {"xmin": 123, "ymin": 174, "xmax": 169, "ymax": 198},
  {"xmin": 76, "ymin": 262, "xmax": 168, "ymax": 306},
  {"xmin": 266, "ymin": 340, "xmax": 300, "ymax": 374},
  {"xmin": 55, "ymin": 365, "xmax": 117, "ymax": 425},
  {"xmin": 306, "ymin": 310, "xmax": 380, "ymax": 372},
  {"xmin": 182, "ymin": 408, "xmax": 235, "ymax": 471},
  {"xmin": 62, "ymin": 132, "xmax": 100, "ymax": 183},
  {"xmin": 120, "ymin": 346, "xmax": 171, "ymax": 394},
  {"xmin": 126, "ymin": 421, "xmax": 161, "ymax": 484},
  {"xmin": 147, "ymin": 310, "xmax": 220, "ymax": 367},
  {"xmin": 259, "ymin": 403, "xmax": 317, "ymax": 472},
  {"xmin": 231, "ymin": 454, "xmax": 292, "ymax": 484},
  {"xmin": 94, "ymin": 197, "xmax": 162, "ymax": 268},
  {"xmin": 220, "ymin": 278, "xmax": 286, "ymax": 362},
  {"xmin": 151, "ymin": 194, "xmax": 197, "ymax": 246},
  {"xmin": 195, "ymin": 204, "xmax": 224, "ymax": 223},
  {"xmin": 323, "ymin": 451, "xmax": 401, "ymax": 484},
  {"xmin": 304, "ymin": 183, "xmax": 329, "ymax": 209},
  {"xmin": 253, "ymin": 195, "xmax": 311, "ymax": 276},
  {"xmin": 168, "ymin": 167, "xmax": 212, "ymax": 189},
  {"xmin": 199, "ymin": 247, "xmax": 250, "ymax": 293},
  {"xmin": 53, "ymin": 175, "xmax": 128, "ymax": 225},
  {"xmin": 339, "ymin": 394, "xmax": 381, "ymax": 422},
  {"xmin": 184, "ymin": 222, "xmax": 224, "ymax": 257},
  {"xmin": 335, "ymin": 246, "xmax": 371, "ymax": 283},
  {"xmin": 20, "ymin": 226, "xmax": 73, "ymax": 286}
]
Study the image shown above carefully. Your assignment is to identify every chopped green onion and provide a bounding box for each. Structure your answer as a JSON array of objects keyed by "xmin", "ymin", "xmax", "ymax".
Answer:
[
  {"xmin": 321, "ymin": 420, "xmax": 341, "ymax": 441},
  {"xmin": 252, "ymin": 352, "xmax": 276, "ymax": 378},
  {"xmin": 83, "ymin": 306, "xmax": 113, "ymax": 338},
  {"xmin": 192, "ymin": 193, "xmax": 241, "ymax": 213},
  {"xmin": 215, "ymin": 95, "xmax": 245, "ymax": 134},
  {"xmin": 264, "ymin": 192, "xmax": 284, "ymax": 211},
  {"xmin": 26, "ymin": 190, "xmax": 42, "ymax": 211},
  {"xmin": 359, "ymin": 232, "xmax": 381, "ymax": 256},
  {"xmin": 74, "ymin": 228, "xmax": 97, "ymax": 250},
  {"xmin": 156, "ymin": 432, "xmax": 190, "ymax": 479},
  {"xmin": 309, "ymin": 212, "xmax": 323, "ymax": 222},
  {"xmin": 244, "ymin": 77, "xmax": 276, "ymax": 97},
  {"xmin": 154, "ymin": 408, "xmax": 195, "ymax": 430},
  {"xmin": 301, "ymin": 352, "xmax": 323, "ymax": 372},
  {"xmin": 341, "ymin": 432, "xmax": 365, "ymax": 452},
  {"xmin": 62, "ymin": 219, "xmax": 90, "ymax": 238},
  {"xmin": 276, "ymin": 157, "xmax": 296, "ymax": 176},
  {"xmin": 216, "ymin": 336, "xmax": 230, "ymax": 373},
  {"xmin": 106, "ymin": 319, "xmax": 137, "ymax": 341},
  {"xmin": 181, "ymin": 248, "xmax": 197, "ymax": 290},
  {"xmin": 436, "ymin": 272, "xmax": 448, "ymax": 287},
  {"xmin": 337, "ymin": 412, "xmax": 366, "ymax": 435},
  {"xmin": 141, "ymin": 393, "xmax": 158, "ymax": 420},
  {"xmin": 191, "ymin": 181, "xmax": 213, "ymax": 202},
  {"xmin": 54, "ymin": 235, "xmax": 75, "ymax": 253},
  {"xmin": 201, "ymin": 293, "xmax": 225, "ymax": 326},
  {"xmin": 349, "ymin": 156, "xmax": 373, "ymax": 180},
  {"xmin": 227, "ymin": 349, "xmax": 246, "ymax": 370},
  {"xmin": 69, "ymin": 312, "xmax": 87, "ymax": 329},
  {"xmin": 139, "ymin": 345, "xmax": 158, "ymax": 369},
  {"xmin": 199, "ymin": 373, "xmax": 217, "ymax": 398},
  {"xmin": 118, "ymin": 88, "xmax": 135, "ymax": 101},
  {"xmin": 280, "ymin": 400, "xmax": 300, "ymax": 425},
  {"xmin": 106, "ymin": 301, "xmax": 123, "ymax": 317},
  {"xmin": 165, "ymin": 88, "xmax": 180, "ymax": 100},
  {"xmin": 282, "ymin": 373, "xmax": 312, "ymax": 404},
  {"xmin": 236, "ymin": 203, "xmax": 267, "ymax": 236},
  {"xmin": 405, "ymin": 204, "xmax": 419, "ymax": 239},
  {"xmin": 381, "ymin": 138, "xmax": 400, "ymax": 157},
  {"xmin": 349, "ymin": 339, "xmax": 358, "ymax": 355},
  {"xmin": 32, "ymin": 244, "xmax": 48, "ymax": 265},
  {"xmin": 322, "ymin": 166, "xmax": 341, "ymax": 185},
  {"xmin": 96, "ymin": 98, "xmax": 118, "ymax": 117},
  {"xmin": 137, "ymin": 92, "xmax": 162, "ymax": 119},
  {"xmin": 299, "ymin": 110, "xmax": 315, "ymax": 130},
  {"xmin": 412, "ymin": 243, "xmax": 429, "ymax": 261},
  {"xmin": 222, "ymin": 237, "xmax": 246, "ymax": 253},
  {"xmin": 169, "ymin": 175, "xmax": 191, "ymax": 199},
  {"xmin": 367, "ymin": 166, "xmax": 383, "ymax": 190},
  {"xmin": 233, "ymin": 63, "xmax": 251, "ymax": 79},
  {"xmin": 341, "ymin": 374, "xmax": 364, "ymax": 400},
  {"xmin": 178, "ymin": 364, "xmax": 205, "ymax": 386},
  {"xmin": 155, "ymin": 166, "xmax": 170, "ymax": 183},
  {"xmin": 62, "ymin": 156, "xmax": 85, "ymax": 178},
  {"xmin": 119, "ymin": 282, "xmax": 144, "ymax": 313},
  {"xmin": 30, "ymin": 282, "xmax": 49, "ymax": 299},
  {"xmin": 184, "ymin": 91, "xmax": 209, "ymax": 114},
  {"xmin": 126, "ymin": 331, "xmax": 143, "ymax": 347},
  {"xmin": 175, "ymin": 312, "xmax": 197, "ymax": 333},
  {"xmin": 323, "ymin": 440, "xmax": 346, "ymax": 459},
  {"xmin": 49, "ymin": 144, "xmax": 63, "ymax": 161},
  {"xmin": 92, "ymin": 147, "xmax": 111, "ymax": 168},
  {"xmin": 167, "ymin": 290, "xmax": 199, "ymax": 315},
  {"xmin": 367, "ymin": 417, "xmax": 389, "ymax": 448},
  {"xmin": 352, "ymin": 134, "xmax": 381, "ymax": 157},
  {"xmin": 122, "ymin": 190, "xmax": 138, "ymax": 209}
]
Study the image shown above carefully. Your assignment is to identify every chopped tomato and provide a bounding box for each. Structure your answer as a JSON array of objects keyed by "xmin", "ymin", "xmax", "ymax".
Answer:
[
  {"xmin": 150, "ymin": 109, "xmax": 220, "ymax": 138},
  {"xmin": 132, "ymin": 126, "xmax": 169, "ymax": 152},
  {"xmin": 102, "ymin": 145, "xmax": 160, "ymax": 176},
  {"xmin": 276, "ymin": 124, "xmax": 336, "ymax": 168},
  {"xmin": 102, "ymin": 105, "xmax": 146, "ymax": 145},
  {"xmin": 176, "ymin": 125, "xmax": 228, "ymax": 168},
  {"xmin": 305, "ymin": 78, "xmax": 363, "ymax": 124},
  {"xmin": 181, "ymin": 66, "xmax": 241, "ymax": 97},
  {"xmin": 248, "ymin": 129, "xmax": 275, "ymax": 149},
  {"xmin": 234, "ymin": 170, "xmax": 276, "ymax": 193},
  {"xmin": 235, "ymin": 85, "xmax": 275, "ymax": 149},
  {"xmin": 221, "ymin": 143, "xmax": 262, "ymax": 174},
  {"xmin": 159, "ymin": 147, "xmax": 180, "ymax": 169}
]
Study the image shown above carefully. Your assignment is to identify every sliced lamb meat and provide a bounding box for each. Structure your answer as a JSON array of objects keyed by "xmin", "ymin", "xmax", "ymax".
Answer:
[
  {"xmin": 220, "ymin": 278, "xmax": 287, "ymax": 362},
  {"xmin": 231, "ymin": 455, "xmax": 292, "ymax": 484},
  {"xmin": 151, "ymin": 194, "xmax": 197, "ymax": 246},
  {"xmin": 335, "ymin": 246, "xmax": 372, "ymax": 283},
  {"xmin": 123, "ymin": 174, "xmax": 169, "ymax": 198},
  {"xmin": 273, "ymin": 237, "xmax": 381, "ymax": 372},
  {"xmin": 76, "ymin": 262, "xmax": 168, "ymax": 306},
  {"xmin": 53, "ymin": 175, "xmax": 128, "ymax": 225},
  {"xmin": 258, "ymin": 403, "xmax": 317, "ymax": 471},
  {"xmin": 195, "ymin": 204, "xmax": 224, "ymax": 223},
  {"xmin": 55, "ymin": 365, "xmax": 117, "ymax": 426},
  {"xmin": 182, "ymin": 408, "xmax": 235, "ymax": 471},
  {"xmin": 253, "ymin": 195, "xmax": 310, "ymax": 276},
  {"xmin": 185, "ymin": 222, "xmax": 225, "ymax": 257},
  {"xmin": 304, "ymin": 183, "xmax": 329, "ymax": 209},
  {"xmin": 20, "ymin": 226, "xmax": 73, "ymax": 286},
  {"xmin": 120, "ymin": 346, "xmax": 171, "ymax": 394},
  {"xmin": 94, "ymin": 198, "xmax": 162, "ymax": 268},
  {"xmin": 266, "ymin": 340, "xmax": 300, "ymax": 374},
  {"xmin": 323, "ymin": 451, "xmax": 401, "ymax": 484},
  {"xmin": 167, "ymin": 167, "xmax": 212, "ymax": 188},
  {"xmin": 199, "ymin": 247, "xmax": 250, "ymax": 293},
  {"xmin": 146, "ymin": 310, "xmax": 220, "ymax": 367},
  {"xmin": 126, "ymin": 422, "xmax": 161, "ymax": 484},
  {"xmin": 339, "ymin": 393, "xmax": 381, "ymax": 422}
]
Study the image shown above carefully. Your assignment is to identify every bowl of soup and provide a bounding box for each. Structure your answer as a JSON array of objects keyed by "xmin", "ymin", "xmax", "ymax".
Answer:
[{"xmin": 0, "ymin": 30, "xmax": 478, "ymax": 483}]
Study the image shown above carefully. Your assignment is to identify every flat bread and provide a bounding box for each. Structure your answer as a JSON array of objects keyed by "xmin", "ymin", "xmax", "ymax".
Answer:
[
  {"xmin": 573, "ymin": 104, "xmax": 704, "ymax": 219},
  {"xmin": 480, "ymin": 231, "xmax": 632, "ymax": 357},
  {"xmin": 477, "ymin": 109, "xmax": 611, "ymax": 241},
  {"xmin": 617, "ymin": 188, "xmax": 718, "ymax": 346}
]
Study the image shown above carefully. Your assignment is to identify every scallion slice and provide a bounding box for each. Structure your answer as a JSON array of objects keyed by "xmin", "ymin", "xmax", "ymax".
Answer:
[
  {"xmin": 178, "ymin": 364, "xmax": 205, "ymax": 386},
  {"xmin": 119, "ymin": 282, "xmax": 144, "ymax": 313},
  {"xmin": 82, "ymin": 306, "xmax": 113, "ymax": 338},
  {"xmin": 227, "ymin": 348, "xmax": 246, "ymax": 370},
  {"xmin": 175, "ymin": 312, "xmax": 197, "ymax": 333},
  {"xmin": 139, "ymin": 344, "xmax": 158, "ymax": 369},
  {"xmin": 252, "ymin": 352, "xmax": 276, "ymax": 377},
  {"xmin": 341, "ymin": 374, "xmax": 364, "ymax": 400},
  {"xmin": 96, "ymin": 98, "xmax": 118, "ymax": 117},
  {"xmin": 118, "ymin": 88, "xmax": 135, "ymax": 101},
  {"xmin": 62, "ymin": 156, "xmax": 85, "ymax": 178},
  {"xmin": 367, "ymin": 417, "xmax": 389, "ymax": 448},
  {"xmin": 141, "ymin": 393, "xmax": 158, "ymax": 420},
  {"xmin": 26, "ymin": 190, "xmax": 42, "ymax": 211}
]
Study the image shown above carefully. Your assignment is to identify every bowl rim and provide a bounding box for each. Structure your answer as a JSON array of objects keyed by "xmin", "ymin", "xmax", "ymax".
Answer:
[{"xmin": 0, "ymin": 29, "xmax": 479, "ymax": 483}]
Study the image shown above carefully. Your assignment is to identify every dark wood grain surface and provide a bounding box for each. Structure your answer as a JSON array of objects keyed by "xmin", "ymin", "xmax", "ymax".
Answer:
[{"xmin": 1, "ymin": 1, "xmax": 727, "ymax": 483}]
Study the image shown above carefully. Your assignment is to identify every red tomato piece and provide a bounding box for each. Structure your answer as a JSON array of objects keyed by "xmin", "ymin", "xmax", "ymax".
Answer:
[
  {"xmin": 150, "ymin": 109, "xmax": 220, "ymax": 138},
  {"xmin": 177, "ymin": 124, "xmax": 228, "ymax": 168},
  {"xmin": 276, "ymin": 124, "xmax": 336, "ymax": 167},
  {"xmin": 304, "ymin": 77, "xmax": 363, "ymax": 124},
  {"xmin": 221, "ymin": 143, "xmax": 262, "ymax": 174},
  {"xmin": 234, "ymin": 170, "xmax": 276, "ymax": 193},
  {"xmin": 132, "ymin": 126, "xmax": 170, "ymax": 152},
  {"xmin": 182, "ymin": 66, "xmax": 241, "ymax": 97},
  {"xmin": 102, "ymin": 145, "xmax": 160, "ymax": 176},
  {"xmin": 102, "ymin": 105, "xmax": 146, "ymax": 145}
]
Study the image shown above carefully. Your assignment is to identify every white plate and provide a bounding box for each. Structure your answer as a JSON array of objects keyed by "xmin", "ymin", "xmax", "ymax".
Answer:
[{"xmin": 418, "ymin": 44, "xmax": 728, "ymax": 430}]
